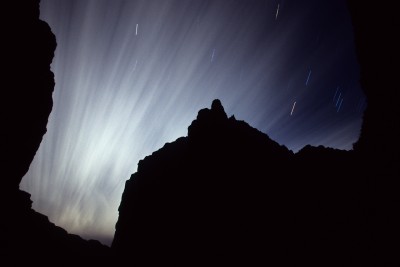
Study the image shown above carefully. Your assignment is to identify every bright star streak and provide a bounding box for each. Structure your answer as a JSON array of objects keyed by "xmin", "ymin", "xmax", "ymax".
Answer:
[
  {"xmin": 276, "ymin": 4, "xmax": 280, "ymax": 20},
  {"xmin": 305, "ymin": 69, "xmax": 311, "ymax": 86},
  {"xmin": 290, "ymin": 101, "xmax": 296, "ymax": 116}
]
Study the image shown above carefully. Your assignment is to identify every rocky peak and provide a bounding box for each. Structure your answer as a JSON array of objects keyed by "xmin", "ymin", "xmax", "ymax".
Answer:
[
  {"xmin": 211, "ymin": 99, "xmax": 227, "ymax": 119},
  {"xmin": 187, "ymin": 99, "xmax": 228, "ymax": 139}
]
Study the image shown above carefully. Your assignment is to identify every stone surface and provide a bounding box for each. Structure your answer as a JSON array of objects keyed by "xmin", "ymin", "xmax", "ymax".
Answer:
[{"xmin": 2, "ymin": 1, "xmax": 111, "ymax": 265}]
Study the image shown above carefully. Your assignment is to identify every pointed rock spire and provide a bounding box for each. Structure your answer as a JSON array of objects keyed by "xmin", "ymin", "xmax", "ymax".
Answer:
[
  {"xmin": 211, "ymin": 99, "xmax": 227, "ymax": 119},
  {"xmin": 187, "ymin": 99, "xmax": 228, "ymax": 138}
]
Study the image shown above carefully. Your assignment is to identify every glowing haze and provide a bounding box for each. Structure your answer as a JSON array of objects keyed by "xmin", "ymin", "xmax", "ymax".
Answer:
[{"xmin": 21, "ymin": 0, "xmax": 365, "ymax": 245}]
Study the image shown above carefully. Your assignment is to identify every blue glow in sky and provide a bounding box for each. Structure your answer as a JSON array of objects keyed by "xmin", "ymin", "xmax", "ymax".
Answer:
[{"xmin": 21, "ymin": 0, "xmax": 365, "ymax": 245}]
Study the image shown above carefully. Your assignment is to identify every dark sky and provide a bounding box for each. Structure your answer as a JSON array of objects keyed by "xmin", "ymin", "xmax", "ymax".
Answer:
[{"xmin": 21, "ymin": 0, "xmax": 365, "ymax": 245}]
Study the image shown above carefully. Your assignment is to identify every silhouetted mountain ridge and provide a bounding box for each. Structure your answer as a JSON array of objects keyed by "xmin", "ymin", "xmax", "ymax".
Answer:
[{"xmin": 112, "ymin": 99, "xmax": 362, "ymax": 266}]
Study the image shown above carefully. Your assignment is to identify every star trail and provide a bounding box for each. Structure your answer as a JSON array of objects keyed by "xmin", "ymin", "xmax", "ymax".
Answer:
[{"xmin": 21, "ymin": 0, "xmax": 365, "ymax": 245}]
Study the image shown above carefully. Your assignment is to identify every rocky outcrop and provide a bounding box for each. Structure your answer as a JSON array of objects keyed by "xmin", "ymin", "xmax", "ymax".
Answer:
[
  {"xmin": 2, "ymin": 1, "xmax": 111, "ymax": 265},
  {"xmin": 5, "ymin": 190, "xmax": 110, "ymax": 266},
  {"xmin": 113, "ymin": 100, "xmax": 292, "ymax": 265},
  {"xmin": 112, "ymin": 100, "xmax": 366, "ymax": 266},
  {"xmin": 348, "ymin": 2, "xmax": 399, "ymax": 164},
  {"xmin": 347, "ymin": 1, "xmax": 399, "ymax": 266},
  {"xmin": 3, "ymin": 0, "xmax": 56, "ymax": 192}
]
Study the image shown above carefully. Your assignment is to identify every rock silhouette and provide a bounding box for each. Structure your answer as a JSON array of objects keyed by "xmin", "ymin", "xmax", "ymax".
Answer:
[
  {"xmin": 2, "ymin": 1, "xmax": 111, "ymax": 265},
  {"xmin": 112, "ymin": 100, "xmax": 366, "ymax": 266},
  {"xmin": 3, "ymin": 0, "xmax": 56, "ymax": 193},
  {"xmin": 2, "ymin": 0, "xmax": 398, "ymax": 266},
  {"xmin": 347, "ymin": 1, "xmax": 399, "ymax": 266}
]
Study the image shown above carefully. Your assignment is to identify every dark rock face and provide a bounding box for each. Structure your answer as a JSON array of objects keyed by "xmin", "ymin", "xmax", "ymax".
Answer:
[
  {"xmin": 112, "ymin": 100, "xmax": 364, "ymax": 266},
  {"xmin": 3, "ymin": 0, "xmax": 56, "ymax": 191},
  {"xmin": 113, "ymin": 100, "xmax": 292, "ymax": 265},
  {"xmin": 347, "ymin": 1, "xmax": 399, "ymax": 266},
  {"xmin": 348, "ymin": 1, "xmax": 399, "ymax": 167},
  {"xmin": 2, "ymin": 1, "xmax": 110, "ymax": 265},
  {"xmin": 5, "ymin": 190, "xmax": 111, "ymax": 266}
]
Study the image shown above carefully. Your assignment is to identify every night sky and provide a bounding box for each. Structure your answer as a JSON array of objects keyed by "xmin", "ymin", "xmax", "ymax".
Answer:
[{"xmin": 21, "ymin": 0, "xmax": 365, "ymax": 245}]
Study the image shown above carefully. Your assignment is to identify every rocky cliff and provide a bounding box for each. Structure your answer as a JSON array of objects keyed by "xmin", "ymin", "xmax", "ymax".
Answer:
[
  {"xmin": 2, "ymin": 1, "xmax": 111, "ymax": 265},
  {"xmin": 347, "ymin": 1, "xmax": 399, "ymax": 265},
  {"xmin": 112, "ymin": 100, "xmax": 366, "ymax": 266}
]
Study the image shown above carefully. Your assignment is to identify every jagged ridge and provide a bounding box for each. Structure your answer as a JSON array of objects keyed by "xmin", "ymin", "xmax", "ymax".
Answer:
[{"xmin": 112, "ymin": 100, "xmax": 362, "ymax": 266}]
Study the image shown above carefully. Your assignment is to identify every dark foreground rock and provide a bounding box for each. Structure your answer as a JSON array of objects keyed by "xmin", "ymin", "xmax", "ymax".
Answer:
[
  {"xmin": 2, "ymin": 1, "xmax": 111, "ymax": 265},
  {"xmin": 112, "ymin": 100, "xmax": 366, "ymax": 266}
]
